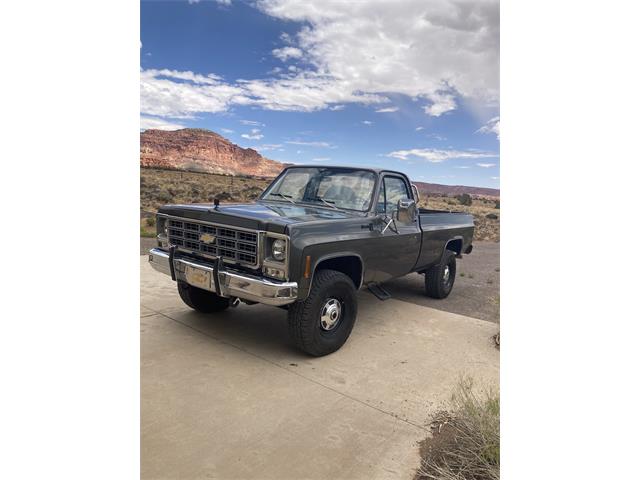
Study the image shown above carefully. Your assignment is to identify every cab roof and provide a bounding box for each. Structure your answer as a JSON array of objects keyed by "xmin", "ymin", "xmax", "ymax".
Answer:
[{"xmin": 282, "ymin": 164, "xmax": 409, "ymax": 178}]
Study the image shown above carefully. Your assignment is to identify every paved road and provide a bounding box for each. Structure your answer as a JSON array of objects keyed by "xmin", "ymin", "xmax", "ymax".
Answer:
[
  {"xmin": 141, "ymin": 238, "xmax": 500, "ymax": 322},
  {"xmin": 140, "ymin": 257, "xmax": 499, "ymax": 480}
]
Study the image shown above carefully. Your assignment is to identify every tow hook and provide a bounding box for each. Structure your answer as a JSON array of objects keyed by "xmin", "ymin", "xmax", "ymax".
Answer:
[{"xmin": 230, "ymin": 297, "xmax": 241, "ymax": 308}]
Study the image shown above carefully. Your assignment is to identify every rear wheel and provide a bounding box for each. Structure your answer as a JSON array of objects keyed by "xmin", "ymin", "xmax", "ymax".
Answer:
[
  {"xmin": 177, "ymin": 281, "xmax": 230, "ymax": 313},
  {"xmin": 288, "ymin": 269, "xmax": 358, "ymax": 356},
  {"xmin": 425, "ymin": 250, "xmax": 457, "ymax": 299}
]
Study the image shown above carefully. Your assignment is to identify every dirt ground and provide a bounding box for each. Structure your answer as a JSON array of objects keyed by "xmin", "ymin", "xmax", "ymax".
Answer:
[{"xmin": 140, "ymin": 238, "xmax": 499, "ymax": 323}]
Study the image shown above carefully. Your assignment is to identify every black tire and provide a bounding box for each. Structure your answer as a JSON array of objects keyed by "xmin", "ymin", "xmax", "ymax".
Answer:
[
  {"xmin": 177, "ymin": 281, "xmax": 230, "ymax": 313},
  {"xmin": 288, "ymin": 269, "xmax": 358, "ymax": 357},
  {"xmin": 425, "ymin": 250, "xmax": 457, "ymax": 299}
]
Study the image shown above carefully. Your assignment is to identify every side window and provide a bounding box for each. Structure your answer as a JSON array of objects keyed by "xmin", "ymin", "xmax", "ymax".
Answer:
[{"xmin": 379, "ymin": 176, "xmax": 409, "ymax": 215}]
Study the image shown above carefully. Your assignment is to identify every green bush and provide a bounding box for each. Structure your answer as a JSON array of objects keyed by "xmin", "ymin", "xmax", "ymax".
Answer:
[{"xmin": 456, "ymin": 193, "xmax": 472, "ymax": 206}]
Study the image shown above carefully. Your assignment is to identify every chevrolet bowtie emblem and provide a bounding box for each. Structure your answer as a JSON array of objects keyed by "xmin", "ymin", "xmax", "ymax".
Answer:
[{"xmin": 199, "ymin": 233, "xmax": 216, "ymax": 244}]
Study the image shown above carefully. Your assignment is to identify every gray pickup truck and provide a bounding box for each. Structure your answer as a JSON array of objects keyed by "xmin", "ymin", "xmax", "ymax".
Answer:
[{"xmin": 149, "ymin": 165, "xmax": 474, "ymax": 356}]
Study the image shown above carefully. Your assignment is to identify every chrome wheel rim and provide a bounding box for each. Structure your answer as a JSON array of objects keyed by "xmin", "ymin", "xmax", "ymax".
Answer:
[
  {"xmin": 320, "ymin": 298, "xmax": 342, "ymax": 331},
  {"xmin": 443, "ymin": 265, "xmax": 451, "ymax": 284}
]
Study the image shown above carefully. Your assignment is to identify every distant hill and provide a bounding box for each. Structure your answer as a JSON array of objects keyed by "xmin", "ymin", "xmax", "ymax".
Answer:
[
  {"xmin": 140, "ymin": 128, "xmax": 285, "ymax": 177},
  {"xmin": 140, "ymin": 128, "xmax": 499, "ymax": 197},
  {"xmin": 413, "ymin": 181, "xmax": 499, "ymax": 198}
]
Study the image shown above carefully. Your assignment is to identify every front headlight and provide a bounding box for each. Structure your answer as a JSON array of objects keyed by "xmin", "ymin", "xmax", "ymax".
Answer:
[
  {"xmin": 272, "ymin": 239, "xmax": 286, "ymax": 261},
  {"xmin": 157, "ymin": 216, "xmax": 169, "ymax": 237}
]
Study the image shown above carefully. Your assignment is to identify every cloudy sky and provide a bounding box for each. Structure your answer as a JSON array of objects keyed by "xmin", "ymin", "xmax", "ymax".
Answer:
[{"xmin": 141, "ymin": 0, "xmax": 499, "ymax": 188}]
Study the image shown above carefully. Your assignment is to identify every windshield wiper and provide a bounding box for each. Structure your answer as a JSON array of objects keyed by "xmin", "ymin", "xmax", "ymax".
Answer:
[
  {"xmin": 312, "ymin": 196, "xmax": 338, "ymax": 209},
  {"xmin": 268, "ymin": 192, "xmax": 296, "ymax": 205}
]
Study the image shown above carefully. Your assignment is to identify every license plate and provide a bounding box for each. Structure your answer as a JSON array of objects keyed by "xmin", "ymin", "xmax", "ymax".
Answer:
[{"xmin": 185, "ymin": 265, "xmax": 211, "ymax": 290}]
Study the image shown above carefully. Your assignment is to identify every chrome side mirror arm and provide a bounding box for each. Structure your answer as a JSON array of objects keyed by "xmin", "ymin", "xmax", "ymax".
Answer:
[{"xmin": 381, "ymin": 215, "xmax": 398, "ymax": 234}]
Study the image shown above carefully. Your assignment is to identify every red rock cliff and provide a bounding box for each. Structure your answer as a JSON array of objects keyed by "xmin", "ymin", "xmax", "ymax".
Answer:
[{"xmin": 140, "ymin": 128, "xmax": 284, "ymax": 177}]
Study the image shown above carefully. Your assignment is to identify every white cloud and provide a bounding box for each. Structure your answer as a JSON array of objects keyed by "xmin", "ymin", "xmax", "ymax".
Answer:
[
  {"xmin": 491, "ymin": 176, "xmax": 499, "ymax": 180},
  {"xmin": 426, "ymin": 133, "xmax": 447, "ymax": 141},
  {"xmin": 241, "ymin": 128, "xmax": 264, "ymax": 140},
  {"xmin": 141, "ymin": 69, "xmax": 387, "ymax": 117},
  {"xmin": 415, "ymin": 126, "xmax": 424, "ymax": 131},
  {"xmin": 454, "ymin": 165, "xmax": 471, "ymax": 169},
  {"xmin": 476, "ymin": 116, "xmax": 500, "ymax": 139},
  {"xmin": 476, "ymin": 162, "xmax": 496, "ymax": 168},
  {"xmin": 190, "ymin": 0, "xmax": 232, "ymax": 4},
  {"xmin": 329, "ymin": 105, "xmax": 345, "ymax": 111},
  {"xmin": 376, "ymin": 106, "xmax": 399, "ymax": 113},
  {"xmin": 285, "ymin": 140, "xmax": 335, "ymax": 148},
  {"xmin": 141, "ymin": 0, "xmax": 498, "ymax": 120},
  {"xmin": 256, "ymin": 143, "xmax": 282, "ymax": 151},
  {"xmin": 362, "ymin": 120, "xmax": 373, "ymax": 125},
  {"xmin": 272, "ymin": 46, "xmax": 303, "ymax": 61},
  {"xmin": 257, "ymin": 0, "xmax": 498, "ymax": 109},
  {"xmin": 140, "ymin": 115, "xmax": 185, "ymax": 131},
  {"xmin": 387, "ymin": 148, "xmax": 497, "ymax": 163},
  {"xmin": 220, "ymin": 128, "xmax": 234, "ymax": 134},
  {"xmin": 240, "ymin": 120, "xmax": 265, "ymax": 126},
  {"xmin": 140, "ymin": 69, "xmax": 244, "ymax": 118},
  {"xmin": 311, "ymin": 157, "xmax": 331, "ymax": 162},
  {"xmin": 423, "ymin": 92, "xmax": 456, "ymax": 117}
]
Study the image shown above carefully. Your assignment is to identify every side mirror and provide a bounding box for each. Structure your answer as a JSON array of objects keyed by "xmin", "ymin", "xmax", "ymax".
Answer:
[
  {"xmin": 411, "ymin": 184, "xmax": 420, "ymax": 203},
  {"xmin": 396, "ymin": 198, "xmax": 417, "ymax": 223}
]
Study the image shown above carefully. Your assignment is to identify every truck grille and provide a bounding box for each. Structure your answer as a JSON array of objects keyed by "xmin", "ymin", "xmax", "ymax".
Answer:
[{"xmin": 167, "ymin": 218, "xmax": 259, "ymax": 267}]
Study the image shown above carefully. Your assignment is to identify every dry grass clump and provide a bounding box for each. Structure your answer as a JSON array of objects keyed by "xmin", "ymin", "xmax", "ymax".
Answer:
[{"xmin": 416, "ymin": 377, "xmax": 499, "ymax": 480}]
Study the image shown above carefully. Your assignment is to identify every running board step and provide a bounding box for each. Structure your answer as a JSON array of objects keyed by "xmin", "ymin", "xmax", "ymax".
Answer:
[{"xmin": 368, "ymin": 283, "xmax": 391, "ymax": 301}]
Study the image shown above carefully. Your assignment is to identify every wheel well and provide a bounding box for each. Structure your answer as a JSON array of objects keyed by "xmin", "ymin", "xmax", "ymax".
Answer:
[
  {"xmin": 445, "ymin": 238, "xmax": 463, "ymax": 255},
  {"xmin": 315, "ymin": 256, "xmax": 362, "ymax": 289}
]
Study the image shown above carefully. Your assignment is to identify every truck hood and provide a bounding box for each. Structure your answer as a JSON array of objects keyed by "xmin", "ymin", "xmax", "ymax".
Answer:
[{"xmin": 158, "ymin": 201, "xmax": 362, "ymax": 234}]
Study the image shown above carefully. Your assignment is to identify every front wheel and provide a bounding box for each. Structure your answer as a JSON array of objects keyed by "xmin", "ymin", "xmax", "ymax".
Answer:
[
  {"xmin": 425, "ymin": 250, "xmax": 457, "ymax": 299},
  {"xmin": 177, "ymin": 281, "xmax": 230, "ymax": 313},
  {"xmin": 288, "ymin": 269, "xmax": 358, "ymax": 356}
]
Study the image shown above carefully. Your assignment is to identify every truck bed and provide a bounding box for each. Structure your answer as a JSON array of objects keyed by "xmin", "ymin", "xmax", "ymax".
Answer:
[{"xmin": 413, "ymin": 208, "xmax": 475, "ymax": 271}]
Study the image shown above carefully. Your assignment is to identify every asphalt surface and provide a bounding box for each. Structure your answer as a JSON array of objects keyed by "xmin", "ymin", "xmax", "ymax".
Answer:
[
  {"xmin": 140, "ymin": 237, "xmax": 500, "ymax": 323},
  {"xmin": 140, "ymin": 257, "xmax": 499, "ymax": 479}
]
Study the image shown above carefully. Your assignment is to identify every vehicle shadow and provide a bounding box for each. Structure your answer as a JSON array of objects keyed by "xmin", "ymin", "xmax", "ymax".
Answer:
[{"xmin": 154, "ymin": 291, "xmax": 387, "ymax": 360}]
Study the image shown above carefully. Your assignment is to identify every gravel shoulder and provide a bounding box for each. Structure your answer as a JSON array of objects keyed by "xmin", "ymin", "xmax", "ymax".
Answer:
[
  {"xmin": 140, "ymin": 238, "xmax": 499, "ymax": 323},
  {"xmin": 384, "ymin": 241, "xmax": 499, "ymax": 323}
]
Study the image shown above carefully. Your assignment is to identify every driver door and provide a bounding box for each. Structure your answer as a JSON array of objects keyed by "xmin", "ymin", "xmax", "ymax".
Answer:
[{"xmin": 367, "ymin": 174, "xmax": 421, "ymax": 282}]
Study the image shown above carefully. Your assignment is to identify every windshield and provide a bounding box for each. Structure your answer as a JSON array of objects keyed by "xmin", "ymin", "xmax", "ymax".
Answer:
[{"xmin": 261, "ymin": 167, "xmax": 377, "ymax": 211}]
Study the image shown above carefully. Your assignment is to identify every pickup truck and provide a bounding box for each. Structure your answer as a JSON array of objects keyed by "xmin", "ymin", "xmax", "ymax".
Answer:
[{"xmin": 149, "ymin": 165, "xmax": 474, "ymax": 356}]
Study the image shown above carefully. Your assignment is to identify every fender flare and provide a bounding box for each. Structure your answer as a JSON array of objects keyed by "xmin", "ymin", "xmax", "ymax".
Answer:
[
  {"xmin": 309, "ymin": 251, "xmax": 365, "ymax": 290},
  {"xmin": 439, "ymin": 236, "xmax": 464, "ymax": 264}
]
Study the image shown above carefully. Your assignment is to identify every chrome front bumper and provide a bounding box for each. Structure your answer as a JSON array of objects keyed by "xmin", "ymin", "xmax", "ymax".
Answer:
[{"xmin": 148, "ymin": 248, "xmax": 298, "ymax": 306}]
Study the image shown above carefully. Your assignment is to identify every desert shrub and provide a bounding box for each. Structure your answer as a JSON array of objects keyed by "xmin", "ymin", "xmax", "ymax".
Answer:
[
  {"xmin": 494, "ymin": 200, "xmax": 500, "ymax": 209},
  {"xmin": 456, "ymin": 193, "xmax": 472, "ymax": 206},
  {"xmin": 156, "ymin": 189, "xmax": 172, "ymax": 203},
  {"xmin": 144, "ymin": 217, "xmax": 155, "ymax": 227},
  {"xmin": 416, "ymin": 377, "xmax": 499, "ymax": 480}
]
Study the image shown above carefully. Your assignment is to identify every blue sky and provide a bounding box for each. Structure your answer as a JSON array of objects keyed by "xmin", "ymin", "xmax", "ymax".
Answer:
[{"xmin": 141, "ymin": 0, "xmax": 499, "ymax": 188}]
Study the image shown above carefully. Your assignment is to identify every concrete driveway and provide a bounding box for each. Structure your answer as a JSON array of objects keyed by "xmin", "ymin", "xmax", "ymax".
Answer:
[{"xmin": 141, "ymin": 256, "xmax": 499, "ymax": 480}]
